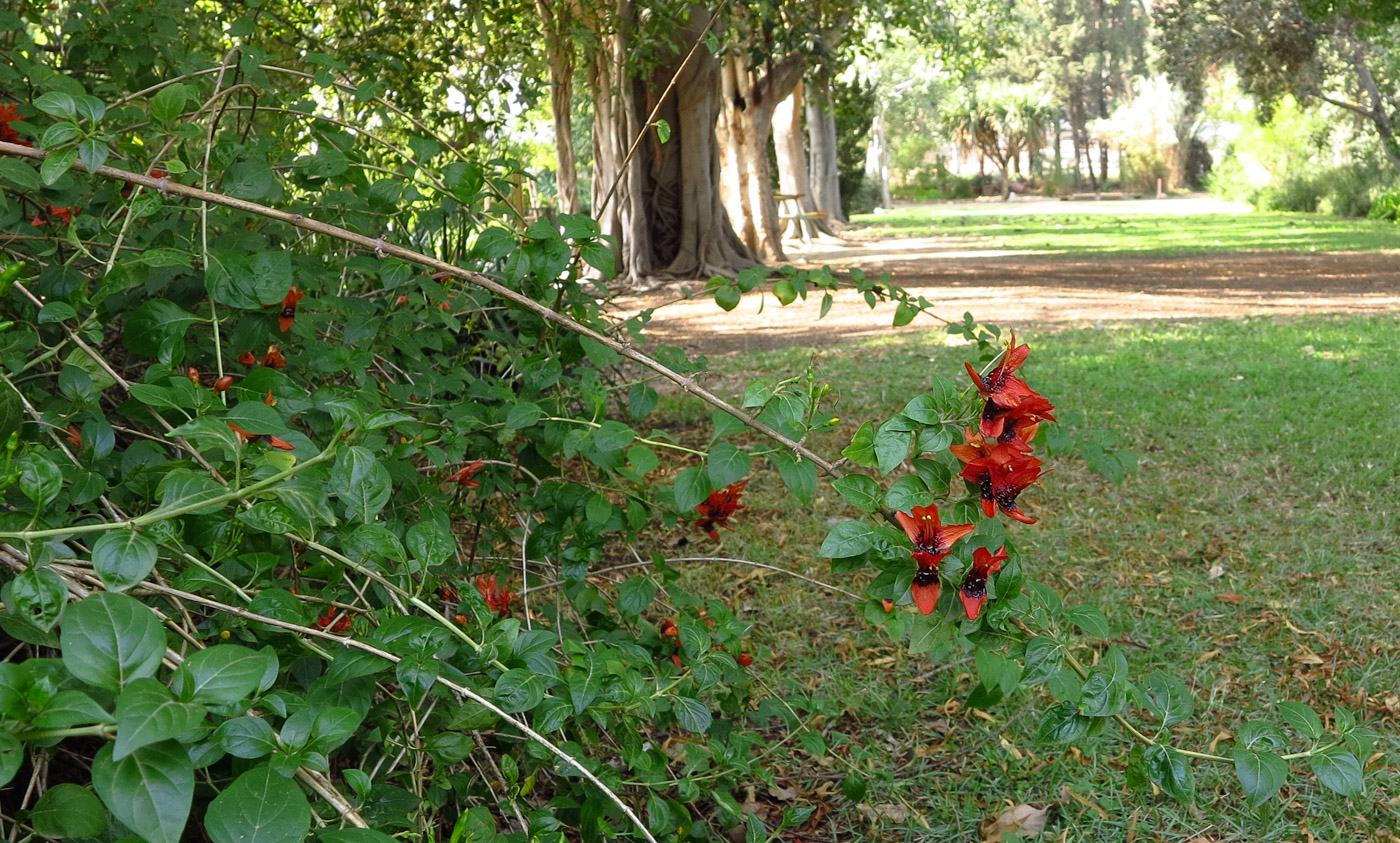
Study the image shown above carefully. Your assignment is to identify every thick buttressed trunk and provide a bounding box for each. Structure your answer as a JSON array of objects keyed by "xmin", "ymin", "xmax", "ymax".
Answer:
[
  {"xmin": 864, "ymin": 106, "xmax": 893, "ymax": 208},
  {"xmin": 589, "ymin": 6, "xmax": 755, "ymax": 283},
  {"xmin": 538, "ymin": 0, "xmax": 579, "ymax": 214},
  {"xmin": 805, "ymin": 72, "xmax": 845, "ymax": 223},
  {"xmin": 717, "ymin": 51, "xmax": 804, "ymax": 263},
  {"xmin": 773, "ymin": 81, "xmax": 837, "ymax": 237}
]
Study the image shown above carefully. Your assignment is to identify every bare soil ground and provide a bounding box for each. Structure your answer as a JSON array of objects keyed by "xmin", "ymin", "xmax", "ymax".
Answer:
[{"xmin": 615, "ymin": 241, "xmax": 1400, "ymax": 356}]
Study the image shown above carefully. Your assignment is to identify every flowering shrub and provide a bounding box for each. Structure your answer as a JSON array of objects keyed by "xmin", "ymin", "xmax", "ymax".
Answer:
[{"xmin": 0, "ymin": 11, "xmax": 1381, "ymax": 843}]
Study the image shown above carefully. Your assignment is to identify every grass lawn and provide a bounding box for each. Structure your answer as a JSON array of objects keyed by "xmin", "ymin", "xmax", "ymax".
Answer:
[
  {"xmin": 847, "ymin": 208, "xmax": 1400, "ymax": 256},
  {"xmin": 660, "ymin": 313, "xmax": 1400, "ymax": 841}
]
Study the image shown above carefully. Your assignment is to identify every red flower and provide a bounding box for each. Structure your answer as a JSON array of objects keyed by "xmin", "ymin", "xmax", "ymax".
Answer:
[
  {"xmin": 696, "ymin": 480, "xmax": 748, "ymax": 539},
  {"xmin": 315, "ymin": 607, "xmax": 352, "ymax": 633},
  {"xmin": 213, "ymin": 375, "xmax": 233, "ymax": 393},
  {"xmin": 966, "ymin": 332, "xmax": 1038, "ymax": 438},
  {"xmin": 0, "ymin": 103, "xmax": 31, "ymax": 147},
  {"xmin": 960, "ymin": 546, "xmax": 1009, "ymax": 620},
  {"xmin": 992, "ymin": 395, "xmax": 1056, "ymax": 450},
  {"xmin": 438, "ymin": 584, "xmax": 460, "ymax": 602},
  {"xmin": 448, "ymin": 459, "xmax": 485, "ymax": 487},
  {"xmin": 64, "ymin": 424, "xmax": 82, "ymax": 448},
  {"xmin": 32, "ymin": 205, "xmax": 79, "ymax": 227},
  {"xmin": 956, "ymin": 447, "xmax": 1044, "ymax": 524},
  {"xmin": 277, "ymin": 286, "xmax": 304, "ymax": 332},
  {"xmin": 228, "ymin": 422, "xmax": 295, "ymax": 451},
  {"xmin": 475, "ymin": 575, "xmax": 514, "ymax": 617},
  {"xmin": 261, "ymin": 345, "xmax": 287, "ymax": 368},
  {"xmin": 186, "ymin": 367, "xmax": 201, "ymax": 385},
  {"xmin": 238, "ymin": 351, "xmax": 257, "ymax": 366},
  {"xmin": 738, "ymin": 653, "xmax": 754, "ymax": 667},
  {"xmin": 896, "ymin": 504, "xmax": 975, "ymax": 615}
]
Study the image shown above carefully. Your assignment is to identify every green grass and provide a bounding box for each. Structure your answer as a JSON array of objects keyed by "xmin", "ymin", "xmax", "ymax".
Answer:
[
  {"xmin": 665, "ymin": 314, "xmax": 1400, "ymax": 841},
  {"xmin": 846, "ymin": 209, "xmax": 1400, "ymax": 256}
]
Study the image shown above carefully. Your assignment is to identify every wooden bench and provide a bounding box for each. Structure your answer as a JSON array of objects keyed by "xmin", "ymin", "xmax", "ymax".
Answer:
[{"xmin": 775, "ymin": 193, "xmax": 827, "ymax": 242}]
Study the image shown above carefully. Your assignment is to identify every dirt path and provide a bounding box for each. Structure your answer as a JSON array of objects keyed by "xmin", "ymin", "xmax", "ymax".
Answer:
[{"xmin": 615, "ymin": 240, "xmax": 1400, "ymax": 356}]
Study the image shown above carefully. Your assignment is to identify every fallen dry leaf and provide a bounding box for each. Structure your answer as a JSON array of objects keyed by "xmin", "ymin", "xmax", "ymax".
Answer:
[
  {"xmin": 767, "ymin": 784, "xmax": 797, "ymax": 801},
  {"xmin": 979, "ymin": 803, "xmax": 1049, "ymax": 842},
  {"xmin": 1216, "ymin": 592, "xmax": 1243, "ymax": 604},
  {"xmin": 1208, "ymin": 564, "xmax": 1225, "ymax": 579},
  {"xmin": 857, "ymin": 803, "xmax": 910, "ymax": 825}
]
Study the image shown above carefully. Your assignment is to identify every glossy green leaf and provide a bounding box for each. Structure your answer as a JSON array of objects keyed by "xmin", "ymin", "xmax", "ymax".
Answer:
[
  {"xmin": 29, "ymin": 783, "xmax": 108, "ymax": 839},
  {"xmin": 172, "ymin": 644, "xmax": 277, "ymax": 704},
  {"xmin": 1143, "ymin": 744, "xmax": 1195, "ymax": 803},
  {"xmin": 1310, "ymin": 747, "xmax": 1364, "ymax": 797},
  {"xmin": 114, "ymin": 679, "xmax": 206, "ymax": 760},
  {"xmin": 61, "ymin": 592, "xmax": 165, "ymax": 690},
  {"xmin": 92, "ymin": 529, "xmax": 158, "ymax": 592},
  {"xmin": 673, "ymin": 696, "xmax": 712, "ymax": 733},
  {"xmin": 832, "ymin": 474, "xmax": 882, "ymax": 512},
  {"xmin": 1139, "ymin": 670, "xmax": 1195, "ymax": 727},
  {"xmin": 206, "ymin": 765, "xmax": 312, "ymax": 843},
  {"xmin": 819, "ymin": 520, "xmax": 874, "ymax": 558},
  {"xmin": 91, "ymin": 741, "xmax": 193, "ymax": 843},
  {"xmin": 1233, "ymin": 746, "xmax": 1288, "ymax": 808}
]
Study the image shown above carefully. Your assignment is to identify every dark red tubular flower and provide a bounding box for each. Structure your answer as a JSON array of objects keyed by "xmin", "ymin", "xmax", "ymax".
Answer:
[
  {"xmin": 994, "ymin": 395, "xmax": 1056, "ymax": 450},
  {"xmin": 315, "ymin": 607, "xmax": 352, "ymax": 633},
  {"xmin": 278, "ymin": 286, "xmax": 304, "ymax": 332},
  {"xmin": 960, "ymin": 546, "xmax": 1009, "ymax": 620},
  {"xmin": 448, "ymin": 459, "xmax": 485, "ymax": 488},
  {"xmin": 261, "ymin": 345, "xmax": 287, "ymax": 368},
  {"xmin": 238, "ymin": 351, "xmax": 257, "ymax": 366},
  {"xmin": 227, "ymin": 423, "xmax": 295, "ymax": 451},
  {"xmin": 966, "ymin": 332, "xmax": 1039, "ymax": 437},
  {"xmin": 475, "ymin": 575, "xmax": 514, "ymax": 617},
  {"xmin": 959, "ymin": 457, "xmax": 1044, "ymax": 524},
  {"xmin": 695, "ymin": 480, "xmax": 748, "ymax": 539},
  {"xmin": 896, "ymin": 504, "xmax": 974, "ymax": 615}
]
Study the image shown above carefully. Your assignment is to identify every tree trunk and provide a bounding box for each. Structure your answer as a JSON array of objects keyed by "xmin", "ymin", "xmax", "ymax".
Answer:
[
  {"xmin": 1351, "ymin": 40, "xmax": 1400, "ymax": 170},
  {"xmin": 716, "ymin": 51, "xmax": 804, "ymax": 263},
  {"xmin": 537, "ymin": 0, "xmax": 579, "ymax": 214},
  {"xmin": 805, "ymin": 72, "xmax": 846, "ymax": 223},
  {"xmin": 774, "ymin": 81, "xmax": 836, "ymax": 237},
  {"xmin": 586, "ymin": 2, "xmax": 755, "ymax": 284},
  {"xmin": 864, "ymin": 106, "xmax": 893, "ymax": 208}
]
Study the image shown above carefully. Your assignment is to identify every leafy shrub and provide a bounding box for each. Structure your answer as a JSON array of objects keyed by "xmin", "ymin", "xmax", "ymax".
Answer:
[
  {"xmin": 1368, "ymin": 186, "xmax": 1400, "ymax": 221},
  {"xmin": 1258, "ymin": 172, "xmax": 1329, "ymax": 212}
]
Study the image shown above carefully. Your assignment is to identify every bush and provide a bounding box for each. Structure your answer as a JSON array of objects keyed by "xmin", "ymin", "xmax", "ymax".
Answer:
[{"xmin": 1258, "ymin": 172, "xmax": 1329, "ymax": 212}]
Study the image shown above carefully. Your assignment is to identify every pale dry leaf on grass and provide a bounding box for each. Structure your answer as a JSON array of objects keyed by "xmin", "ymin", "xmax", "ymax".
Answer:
[
  {"xmin": 856, "ymin": 802, "xmax": 910, "ymax": 825},
  {"xmin": 978, "ymin": 802, "xmax": 1049, "ymax": 842}
]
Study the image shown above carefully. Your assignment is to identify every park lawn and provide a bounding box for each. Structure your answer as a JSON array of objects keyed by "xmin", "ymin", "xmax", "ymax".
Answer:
[
  {"xmin": 657, "ymin": 313, "xmax": 1400, "ymax": 841},
  {"xmin": 847, "ymin": 207, "xmax": 1400, "ymax": 256}
]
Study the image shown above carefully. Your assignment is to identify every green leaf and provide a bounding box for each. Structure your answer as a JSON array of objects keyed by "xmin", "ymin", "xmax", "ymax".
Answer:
[
  {"xmin": 321, "ymin": 831, "xmax": 398, "ymax": 843},
  {"xmin": 714, "ymin": 284, "xmax": 741, "ymax": 312},
  {"xmin": 1078, "ymin": 646, "xmax": 1129, "ymax": 717},
  {"xmin": 892, "ymin": 300, "xmax": 918, "ymax": 327},
  {"xmin": 78, "ymin": 138, "xmax": 109, "ymax": 172},
  {"xmin": 34, "ymin": 91, "xmax": 77, "ymax": 119},
  {"xmin": 1233, "ymin": 746, "xmax": 1288, "ymax": 808},
  {"xmin": 872, "ymin": 422, "xmax": 912, "ymax": 476},
  {"xmin": 61, "ymin": 592, "xmax": 165, "ymax": 690},
  {"xmin": 331, "ymin": 446, "xmax": 392, "ymax": 523},
  {"xmin": 224, "ymin": 161, "xmax": 275, "ymax": 200},
  {"xmin": 150, "ymin": 83, "xmax": 191, "ymax": 124},
  {"xmin": 707, "ymin": 442, "xmax": 752, "ymax": 487},
  {"xmin": 6, "ymin": 566, "xmax": 68, "ymax": 631},
  {"xmin": 31, "ymin": 689, "xmax": 114, "ymax": 728},
  {"xmin": 592, "ymin": 420, "xmax": 636, "ymax": 452},
  {"xmin": 236, "ymin": 502, "xmax": 299, "ymax": 534},
  {"xmin": 17, "ymin": 451, "xmax": 63, "ymax": 508},
  {"xmin": 883, "ymin": 475, "xmax": 930, "ymax": 513},
  {"xmin": 310, "ymin": 707, "xmax": 362, "ymax": 753},
  {"xmin": 580, "ymin": 241, "xmax": 615, "ymax": 277},
  {"xmin": 92, "ymin": 529, "xmax": 158, "ymax": 592},
  {"xmin": 215, "ymin": 716, "xmax": 278, "ymax": 759},
  {"xmin": 493, "ymin": 669, "xmax": 545, "ymax": 713},
  {"xmin": 819, "ymin": 520, "xmax": 874, "ymax": 559},
  {"xmin": 155, "ymin": 471, "xmax": 225, "ymax": 515},
  {"xmin": 841, "ymin": 421, "xmax": 876, "ymax": 466},
  {"xmin": 1143, "ymin": 744, "xmax": 1194, "ymax": 804},
  {"xmin": 673, "ymin": 696, "xmax": 712, "ymax": 733},
  {"xmin": 617, "ymin": 577, "xmax": 655, "ymax": 616},
  {"xmin": 505, "ymin": 401, "xmax": 542, "ymax": 430},
  {"xmin": 1062, "ymin": 604, "xmax": 1110, "ymax": 638},
  {"xmin": 91, "ymin": 741, "xmax": 193, "ymax": 843},
  {"xmin": 39, "ymin": 148, "xmax": 79, "ymax": 185},
  {"xmin": 29, "ymin": 783, "xmax": 108, "ymax": 839},
  {"xmin": 406, "ymin": 520, "xmax": 455, "ymax": 567},
  {"xmin": 206, "ymin": 766, "xmax": 312, "ymax": 843},
  {"xmin": 0, "ymin": 158, "xmax": 41, "ymax": 190},
  {"xmin": 1139, "ymin": 670, "xmax": 1195, "ymax": 727},
  {"xmin": 1034, "ymin": 702, "xmax": 1094, "ymax": 745},
  {"xmin": 0, "ymin": 733, "xmax": 23, "ymax": 788},
  {"xmin": 1276, "ymin": 701, "xmax": 1324, "ymax": 741},
  {"xmin": 772, "ymin": 452, "xmax": 817, "ymax": 504},
  {"xmin": 1310, "ymin": 747, "xmax": 1364, "ymax": 797},
  {"xmin": 579, "ymin": 335, "xmax": 622, "ymax": 366},
  {"xmin": 673, "ymin": 466, "xmax": 711, "ymax": 513},
  {"xmin": 832, "ymin": 474, "xmax": 882, "ymax": 512},
  {"xmin": 225, "ymin": 401, "xmax": 288, "ymax": 434},
  {"xmin": 114, "ymin": 678, "xmax": 206, "ymax": 760},
  {"xmin": 1022, "ymin": 637, "xmax": 1064, "ymax": 685},
  {"xmin": 172, "ymin": 644, "xmax": 277, "ymax": 704},
  {"xmin": 568, "ymin": 654, "xmax": 602, "ymax": 715}
]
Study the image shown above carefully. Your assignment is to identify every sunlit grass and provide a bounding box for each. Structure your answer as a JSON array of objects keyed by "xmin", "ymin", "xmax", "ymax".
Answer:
[
  {"xmin": 658, "ymin": 313, "xmax": 1400, "ymax": 841},
  {"xmin": 846, "ymin": 209, "xmax": 1400, "ymax": 256}
]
